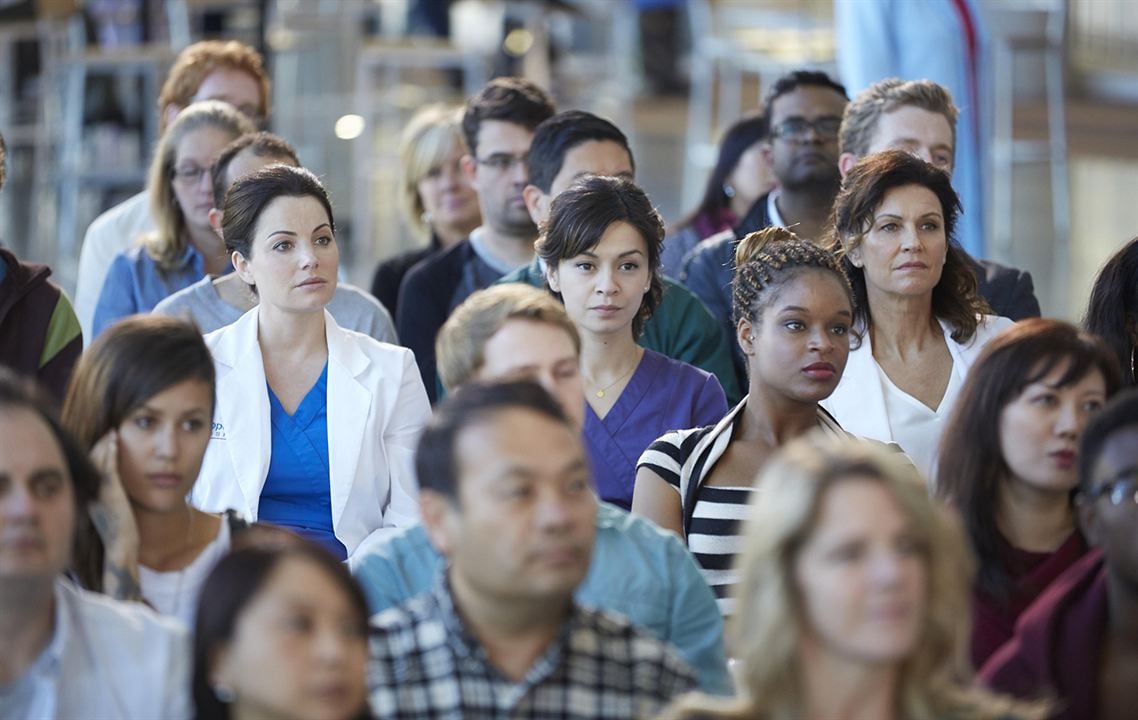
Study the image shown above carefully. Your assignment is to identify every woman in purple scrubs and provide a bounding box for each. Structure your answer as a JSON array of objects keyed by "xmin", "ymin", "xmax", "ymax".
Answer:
[{"xmin": 536, "ymin": 176, "xmax": 727, "ymax": 509}]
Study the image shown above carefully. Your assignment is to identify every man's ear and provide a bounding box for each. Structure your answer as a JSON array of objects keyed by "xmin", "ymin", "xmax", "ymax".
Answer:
[
  {"xmin": 208, "ymin": 208, "xmax": 224, "ymax": 237},
  {"xmin": 419, "ymin": 490, "xmax": 458, "ymax": 557},
  {"xmin": 737, "ymin": 317, "xmax": 756, "ymax": 356},
  {"xmin": 1078, "ymin": 499, "xmax": 1103, "ymax": 547},
  {"xmin": 163, "ymin": 103, "xmax": 183, "ymax": 133},
  {"xmin": 759, "ymin": 140, "xmax": 774, "ymax": 165},
  {"xmin": 523, "ymin": 184, "xmax": 549, "ymax": 226},
  {"xmin": 461, "ymin": 154, "xmax": 478, "ymax": 185},
  {"xmin": 838, "ymin": 152, "xmax": 858, "ymax": 179}
]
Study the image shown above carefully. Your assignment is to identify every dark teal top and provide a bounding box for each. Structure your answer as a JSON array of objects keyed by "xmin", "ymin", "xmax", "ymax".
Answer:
[{"xmin": 260, "ymin": 363, "xmax": 346, "ymax": 559}]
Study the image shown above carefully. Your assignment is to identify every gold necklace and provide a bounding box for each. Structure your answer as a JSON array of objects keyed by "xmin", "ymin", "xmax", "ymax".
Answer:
[{"xmin": 589, "ymin": 357, "xmax": 639, "ymax": 399}]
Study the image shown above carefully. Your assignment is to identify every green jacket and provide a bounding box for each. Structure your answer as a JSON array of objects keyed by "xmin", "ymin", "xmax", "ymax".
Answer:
[{"xmin": 497, "ymin": 260, "xmax": 743, "ymax": 404}]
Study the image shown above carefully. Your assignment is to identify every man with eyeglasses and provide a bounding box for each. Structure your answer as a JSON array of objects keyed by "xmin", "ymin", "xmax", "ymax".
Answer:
[
  {"xmin": 398, "ymin": 78, "xmax": 555, "ymax": 401},
  {"xmin": 680, "ymin": 70, "xmax": 849, "ymax": 385},
  {"xmin": 982, "ymin": 388, "xmax": 1138, "ymax": 720}
]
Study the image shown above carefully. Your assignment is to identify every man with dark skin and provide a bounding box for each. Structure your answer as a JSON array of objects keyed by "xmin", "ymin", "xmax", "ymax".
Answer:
[{"xmin": 681, "ymin": 70, "xmax": 849, "ymax": 384}]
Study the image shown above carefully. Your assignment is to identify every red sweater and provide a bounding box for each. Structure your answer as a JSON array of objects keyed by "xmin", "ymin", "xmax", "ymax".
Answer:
[{"xmin": 970, "ymin": 530, "xmax": 1088, "ymax": 669}]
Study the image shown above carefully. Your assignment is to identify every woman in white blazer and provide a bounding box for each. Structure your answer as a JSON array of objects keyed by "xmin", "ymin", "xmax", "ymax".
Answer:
[
  {"xmin": 821, "ymin": 151, "xmax": 1013, "ymax": 482},
  {"xmin": 192, "ymin": 165, "xmax": 431, "ymax": 558}
]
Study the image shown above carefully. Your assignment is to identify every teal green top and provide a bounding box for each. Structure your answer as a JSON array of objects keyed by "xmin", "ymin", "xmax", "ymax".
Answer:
[{"xmin": 497, "ymin": 260, "xmax": 743, "ymax": 404}]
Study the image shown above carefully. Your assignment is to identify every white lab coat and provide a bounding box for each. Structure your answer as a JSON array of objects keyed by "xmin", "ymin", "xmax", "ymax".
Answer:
[{"xmin": 191, "ymin": 307, "xmax": 431, "ymax": 555}]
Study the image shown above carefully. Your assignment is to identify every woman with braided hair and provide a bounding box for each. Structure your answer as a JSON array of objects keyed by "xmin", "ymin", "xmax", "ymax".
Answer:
[{"xmin": 633, "ymin": 226, "xmax": 854, "ymax": 616}]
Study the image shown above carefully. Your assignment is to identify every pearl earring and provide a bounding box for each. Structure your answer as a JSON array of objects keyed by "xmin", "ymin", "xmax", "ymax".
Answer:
[{"xmin": 723, "ymin": 183, "xmax": 736, "ymax": 199}]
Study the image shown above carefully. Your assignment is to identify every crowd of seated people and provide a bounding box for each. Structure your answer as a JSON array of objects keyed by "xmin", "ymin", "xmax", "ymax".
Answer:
[{"xmin": 3, "ymin": 35, "xmax": 1138, "ymax": 719}]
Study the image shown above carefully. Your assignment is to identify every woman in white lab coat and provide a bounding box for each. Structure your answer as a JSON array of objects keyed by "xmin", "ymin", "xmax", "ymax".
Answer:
[{"xmin": 192, "ymin": 165, "xmax": 431, "ymax": 558}]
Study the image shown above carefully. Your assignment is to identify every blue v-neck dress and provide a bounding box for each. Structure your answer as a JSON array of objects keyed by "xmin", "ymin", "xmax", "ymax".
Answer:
[{"xmin": 259, "ymin": 363, "xmax": 347, "ymax": 559}]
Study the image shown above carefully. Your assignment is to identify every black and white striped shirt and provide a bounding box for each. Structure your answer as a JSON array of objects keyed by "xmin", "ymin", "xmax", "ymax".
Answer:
[{"xmin": 637, "ymin": 397, "xmax": 846, "ymax": 616}]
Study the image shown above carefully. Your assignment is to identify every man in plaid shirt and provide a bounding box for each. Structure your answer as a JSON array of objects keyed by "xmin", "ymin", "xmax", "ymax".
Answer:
[{"xmin": 368, "ymin": 381, "xmax": 697, "ymax": 719}]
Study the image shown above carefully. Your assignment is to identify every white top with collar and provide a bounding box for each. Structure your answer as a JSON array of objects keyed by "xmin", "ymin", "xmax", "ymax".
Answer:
[
  {"xmin": 191, "ymin": 307, "xmax": 432, "ymax": 555},
  {"xmin": 0, "ymin": 578, "xmax": 191, "ymax": 720},
  {"xmin": 821, "ymin": 314, "xmax": 1014, "ymax": 484}
]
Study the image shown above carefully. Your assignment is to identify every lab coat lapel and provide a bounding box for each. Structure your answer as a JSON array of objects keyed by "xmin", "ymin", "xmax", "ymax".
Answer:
[
  {"xmin": 215, "ymin": 309, "xmax": 272, "ymax": 515},
  {"xmin": 832, "ymin": 332, "xmax": 894, "ymax": 443},
  {"xmin": 325, "ymin": 312, "xmax": 371, "ymax": 532}
]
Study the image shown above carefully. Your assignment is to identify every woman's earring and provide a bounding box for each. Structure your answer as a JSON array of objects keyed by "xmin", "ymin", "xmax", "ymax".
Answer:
[{"xmin": 723, "ymin": 183, "xmax": 736, "ymax": 199}]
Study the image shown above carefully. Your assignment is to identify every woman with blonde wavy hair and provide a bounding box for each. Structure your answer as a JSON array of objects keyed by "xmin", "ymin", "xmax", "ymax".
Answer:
[
  {"xmin": 661, "ymin": 435, "xmax": 1043, "ymax": 720},
  {"xmin": 370, "ymin": 103, "xmax": 481, "ymax": 317},
  {"xmin": 92, "ymin": 100, "xmax": 254, "ymax": 337}
]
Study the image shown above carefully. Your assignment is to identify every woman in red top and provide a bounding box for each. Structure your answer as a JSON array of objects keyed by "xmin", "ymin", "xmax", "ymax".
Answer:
[{"xmin": 937, "ymin": 318, "xmax": 1122, "ymax": 668}]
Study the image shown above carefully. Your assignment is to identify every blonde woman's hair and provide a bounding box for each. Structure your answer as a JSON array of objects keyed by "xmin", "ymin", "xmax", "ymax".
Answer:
[
  {"xmin": 437, "ymin": 284, "xmax": 580, "ymax": 391},
  {"xmin": 662, "ymin": 435, "xmax": 1046, "ymax": 720},
  {"xmin": 143, "ymin": 100, "xmax": 254, "ymax": 272},
  {"xmin": 399, "ymin": 104, "xmax": 467, "ymax": 239}
]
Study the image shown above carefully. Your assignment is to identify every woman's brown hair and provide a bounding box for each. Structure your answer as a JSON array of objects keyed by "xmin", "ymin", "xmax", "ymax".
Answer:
[
  {"xmin": 827, "ymin": 150, "xmax": 989, "ymax": 343},
  {"xmin": 936, "ymin": 318, "xmax": 1122, "ymax": 598}
]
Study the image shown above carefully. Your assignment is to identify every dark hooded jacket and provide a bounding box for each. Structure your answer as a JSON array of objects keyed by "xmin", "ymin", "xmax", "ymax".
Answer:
[{"xmin": 0, "ymin": 246, "xmax": 82, "ymax": 404}]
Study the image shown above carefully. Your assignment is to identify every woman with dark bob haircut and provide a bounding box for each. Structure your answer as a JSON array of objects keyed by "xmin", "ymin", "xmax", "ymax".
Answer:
[
  {"xmin": 193, "ymin": 542, "xmax": 372, "ymax": 720},
  {"xmin": 821, "ymin": 150, "xmax": 1012, "ymax": 482},
  {"xmin": 63, "ymin": 315, "xmax": 233, "ymax": 626},
  {"xmin": 1084, "ymin": 235, "xmax": 1137, "ymax": 386},
  {"xmin": 536, "ymin": 175, "xmax": 727, "ymax": 509},
  {"xmin": 191, "ymin": 165, "xmax": 431, "ymax": 560},
  {"xmin": 936, "ymin": 318, "xmax": 1122, "ymax": 669}
]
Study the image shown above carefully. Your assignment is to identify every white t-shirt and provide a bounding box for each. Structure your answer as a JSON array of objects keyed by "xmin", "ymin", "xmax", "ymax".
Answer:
[{"xmin": 139, "ymin": 517, "xmax": 231, "ymax": 628}]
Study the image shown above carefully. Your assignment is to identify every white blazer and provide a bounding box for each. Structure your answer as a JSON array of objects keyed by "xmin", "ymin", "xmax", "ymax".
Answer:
[
  {"xmin": 191, "ymin": 308, "xmax": 432, "ymax": 555},
  {"xmin": 821, "ymin": 314, "xmax": 1015, "ymax": 444}
]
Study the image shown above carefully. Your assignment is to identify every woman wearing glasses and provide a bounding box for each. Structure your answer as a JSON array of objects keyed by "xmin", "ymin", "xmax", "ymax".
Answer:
[
  {"xmin": 936, "ymin": 318, "xmax": 1121, "ymax": 669},
  {"xmin": 92, "ymin": 100, "xmax": 254, "ymax": 337}
]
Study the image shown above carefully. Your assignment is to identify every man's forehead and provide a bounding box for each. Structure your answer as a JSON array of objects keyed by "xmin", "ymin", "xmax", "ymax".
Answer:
[
  {"xmin": 770, "ymin": 85, "xmax": 847, "ymax": 121},
  {"xmin": 1093, "ymin": 425, "xmax": 1138, "ymax": 480},
  {"xmin": 871, "ymin": 105, "xmax": 954, "ymax": 149},
  {"xmin": 476, "ymin": 120, "xmax": 533, "ymax": 152}
]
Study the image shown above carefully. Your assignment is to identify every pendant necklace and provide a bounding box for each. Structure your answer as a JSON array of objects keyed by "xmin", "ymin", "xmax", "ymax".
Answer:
[{"xmin": 591, "ymin": 358, "xmax": 638, "ymax": 399}]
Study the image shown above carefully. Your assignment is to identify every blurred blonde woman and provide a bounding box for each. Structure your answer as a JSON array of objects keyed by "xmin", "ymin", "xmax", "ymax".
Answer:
[
  {"xmin": 93, "ymin": 100, "xmax": 254, "ymax": 337},
  {"xmin": 660, "ymin": 435, "xmax": 1044, "ymax": 720},
  {"xmin": 370, "ymin": 103, "xmax": 481, "ymax": 316}
]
